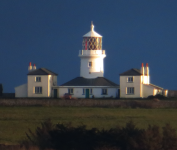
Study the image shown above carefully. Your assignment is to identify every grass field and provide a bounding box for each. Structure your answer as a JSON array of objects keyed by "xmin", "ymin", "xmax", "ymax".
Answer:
[{"xmin": 0, "ymin": 106, "xmax": 177, "ymax": 145}]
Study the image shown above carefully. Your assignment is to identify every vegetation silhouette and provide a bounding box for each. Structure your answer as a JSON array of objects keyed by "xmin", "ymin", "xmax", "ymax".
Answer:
[{"xmin": 22, "ymin": 119, "xmax": 177, "ymax": 150}]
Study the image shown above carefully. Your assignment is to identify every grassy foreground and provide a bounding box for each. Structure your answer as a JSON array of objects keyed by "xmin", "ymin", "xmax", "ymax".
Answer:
[{"xmin": 0, "ymin": 106, "xmax": 177, "ymax": 144}]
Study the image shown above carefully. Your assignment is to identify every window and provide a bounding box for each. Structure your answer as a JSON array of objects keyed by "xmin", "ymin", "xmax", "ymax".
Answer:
[
  {"xmin": 35, "ymin": 77, "xmax": 41, "ymax": 82},
  {"xmin": 127, "ymin": 77, "xmax": 133, "ymax": 82},
  {"xmin": 90, "ymin": 89, "xmax": 92, "ymax": 95},
  {"xmin": 102, "ymin": 89, "xmax": 107, "ymax": 95},
  {"xmin": 83, "ymin": 89, "xmax": 85, "ymax": 95},
  {"xmin": 126, "ymin": 87, "xmax": 134, "ymax": 95},
  {"xmin": 88, "ymin": 62, "xmax": 92, "ymax": 67},
  {"xmin": 68, "ymin": 88, "xmax": 73, "ymax": 94},
  {"xmin": 35, "ymin": 87, "xmax": 42, "ymax": 94}
]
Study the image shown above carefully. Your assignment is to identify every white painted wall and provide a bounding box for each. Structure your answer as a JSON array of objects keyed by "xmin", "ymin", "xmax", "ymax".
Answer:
[
  {"xmin": 79, "ymin": 50, "xmax": 106, "ymax": 78},
  {"xmin": 15, "ymin": 84, "xmax": 27, "ymax": 97},
  {"xmin": 28, "ymin": 75, "xmax": 50, "ymax": 97},
  {"xmin": 142, "ymin": 75, "xmax": 150, "ymax": 84},
  {"xmin": 52, "ymin": 75, "xmax": 57, "ymax": 86},
  {"xmin": 142, "ymin": 84, "xmax": 155, "ymax": 97},
  {"xmin": 28, "ymin": 75, "xmax": 57, "ymax": 97},
  {"xmin": 120, "ymin": 76, "xmax": 141, "ymax": 98},
  {"xmin": 120, "ymin": 75, "xmax": 163, "ymax": 98},
  {"xmin": 57, "ymin": 86, "xmax": 119, "ymax": 98}
]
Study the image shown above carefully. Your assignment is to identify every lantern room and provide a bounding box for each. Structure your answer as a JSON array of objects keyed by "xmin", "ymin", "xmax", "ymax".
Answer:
[{"xmin": 82, "ymin": 22, "xmax": 102, "ymax": 50}]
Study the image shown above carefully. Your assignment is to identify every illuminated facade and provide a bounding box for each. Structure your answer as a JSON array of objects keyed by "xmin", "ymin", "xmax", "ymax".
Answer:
[
  {"xmin": 54, "ymin": 22, "xmax": 119, "ymax": 98},
  {"xmin": 120, "ymin": 63, "xmax": 168, "ymax": 98},
  {"xmin": 15, "ymin": 22, "xmax": 168, "ymax": 99},
  {"xmin": 15, "ymin": 63, "xmax": 58, "ymax": 98},
  {"xmin": 79, "ymin": 22, "xmax": 106, "ymax": 78}
]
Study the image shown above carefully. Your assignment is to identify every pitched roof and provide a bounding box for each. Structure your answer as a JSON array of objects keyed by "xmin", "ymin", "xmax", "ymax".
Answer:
[
  {"xmin": 83, "ymin": 30, "xmax": 102, "ymax": 37},
  {"xmin": 27, "ymin": 68, "xmax": 58, "ymax": 75},
  {"xmin": 119, "ymin": 68, "xmax": 142, "ymax": 76},
  {"xmin": 61, "ymin": 77, "xmax": 119, "ymax": 87},
  {"xmin": 149, "ymin": 84, "xmax": 163, "ymax": 90},
  {"xmin": 83, "ymin": 23, "xmax": 102, "ymax": 37}
]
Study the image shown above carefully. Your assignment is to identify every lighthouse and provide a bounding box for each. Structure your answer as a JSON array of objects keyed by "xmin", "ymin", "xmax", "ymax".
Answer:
[
  {"xmin": 79, "ymin": 22, "xmax": 106, "ymax": 78},
  {"xmin": 58, "ymin": 22, "xmax": 119, "ymax": 99}
]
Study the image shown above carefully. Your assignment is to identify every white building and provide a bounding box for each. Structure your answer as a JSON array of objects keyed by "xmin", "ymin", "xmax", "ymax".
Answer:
[
  {"xmin": 15, "ymin": 23, "xmax": 168, "ymax": 99},
  {"xmin": 15, "ymin": 62, "xmax": 58, "ymax": 98},
  {"xmin": 54, "ymin": 22, "xmax": 119, "ymax": 98},
  {"xmin": 119, "ymin": 63, "xmax": 168, "ymax": 98}
]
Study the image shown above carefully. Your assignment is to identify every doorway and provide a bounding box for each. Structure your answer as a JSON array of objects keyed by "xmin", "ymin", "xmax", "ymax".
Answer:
[
  {"xmin": 54, "ymin": 89, "xmax": 58, "ymax": 98},
  {"xmin": 85, "ymin": 89, "xmax": 89, "ymax": 98}
]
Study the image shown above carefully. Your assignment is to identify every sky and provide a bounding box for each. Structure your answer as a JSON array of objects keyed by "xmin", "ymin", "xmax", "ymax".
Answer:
[{"xmin": 0, "ymin": 0, "xmax": 177, "ymax": 92}]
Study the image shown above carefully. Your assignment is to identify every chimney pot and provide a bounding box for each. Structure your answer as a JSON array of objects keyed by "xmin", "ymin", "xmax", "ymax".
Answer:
[
  {"xmin": 33, "ymin": 64, "xmax": 36, "ymax": 70},
  {"xmin": 28, "ymin": 62, "xmax": 32, "ymax": 71}
]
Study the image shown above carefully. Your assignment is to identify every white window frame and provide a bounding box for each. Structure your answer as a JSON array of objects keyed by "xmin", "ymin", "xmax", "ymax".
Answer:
[
  {"xmin": 126, "ymin": 87, "xmax": 134, "ymax": 95},
  {"xmin": 127, "ymin": 77, "xmax": 133, "ymax": 83},
  {"xmin": 35, "ymin": 77, "xmax": 41, "ymax": 82},
  {"xmin": 34, "ymin": 87, "xmax": 42, "ymax": 94},
  {"xmin": 83, "ymin": 89, "xmax": 85, "ymax": 95},
  {"xmin": 90, "ymin": 88, "xmax": 92, "ymax": 95},
  {"xmin": 68, "ymin": 88, "xmax": 74, "ymax": 94},
  {"xmin": 102, "ymin": 88, "xmax": 107, "ymax": 95}
]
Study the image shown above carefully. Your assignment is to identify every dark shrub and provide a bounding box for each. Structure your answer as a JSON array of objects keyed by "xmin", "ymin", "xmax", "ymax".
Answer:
[
  {"xmin": 155, "ymin": 94, "xmax": 166, "ymax": 99},
  {"xmin": 147, "ymin": 94, "xmax": 166, "ymax": 100},
  {"xmin": 25, "ymin": 119, "xmax": 54, "ymax": 149},
  {"xmin": 162, "ymin": 124, "xmax": 177, "ymax": 150},
  {"xmin": 139, "ymin": 125, "xmax": 162, "ymax": 150},
  {"xmin": 147, "ymin": 95, "xmax": 154, "ymax": 99},
  {"xmin": 0, "ymin": 84, "xmax": 3, "ymax": 96},
  {"xmin": 23, "ymin": 120, "xmax": 177, "ymax": 150}
]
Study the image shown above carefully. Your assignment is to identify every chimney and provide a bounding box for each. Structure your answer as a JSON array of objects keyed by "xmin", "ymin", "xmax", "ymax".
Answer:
[
  {"xmin": 141, "ymin": 63, "xmax": 144, "ymax": 75},
  {"xmin": 146, "ymin": 63, "xmax": 149, "ymax": 76},
  {"xmin": 28, "ymin": 62, "xmax": 32, "ymax": 71},
  {"xmin": 33, "ymin": 64, "xmax": 36, "ymax": 70},
  {"xmin": 141, "ymin": 63, "xmax": 144, "ymax": 84}
]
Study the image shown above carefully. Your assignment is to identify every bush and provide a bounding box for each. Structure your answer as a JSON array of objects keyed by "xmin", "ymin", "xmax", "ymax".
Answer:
[
  {"xmin": 23, "ymin": 120, "xmax": 177, "ymax": 150},
  {"xmin": 147, "ymin": 94, "xmax": 167, "ymax": 100},
  {"xmin": 0, "ymin": 84, "xmax": 3, "ymax": 96}
]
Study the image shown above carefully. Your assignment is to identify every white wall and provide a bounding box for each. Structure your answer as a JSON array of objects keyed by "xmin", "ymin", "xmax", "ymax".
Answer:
[
  {"xmin": 57, "ymin": 86, "xmax": 119, "ymax": 98},
  {"xmin": 120, "ymin": 76, "xmax": 141, "ymax": 98},
  {"xmin": 142, "ymin": 75, "xmax": 150, "ymax": 84},
  {"xmin": 142, "ymin": 84, "xmax": 155, "ymax": 97},
  {"xmin": 120, "ymin": 75, "xmax": 164, "ymax": 98},
  {"xmin": 28, "ymin": 75, "xmax": 49, "ymax": 97},
  {"xmin": 79, "ymin": 50, "xmax": 106, "ymax": 78},
  {"xmin": 15, "ymin": 84, "xmax": 27, "ymax": 97},
  {"xmin": 52, "ymin": 75, "xmax": 57, "ymax": 86},
  {"xmin": 80, "ymin": 57, "xmax": 104, "ymax": 78}
]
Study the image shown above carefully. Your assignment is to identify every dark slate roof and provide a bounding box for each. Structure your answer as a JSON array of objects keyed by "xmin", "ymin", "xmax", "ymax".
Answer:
[
  {"xmin": 119, "ymin": 68, "xmax": 142, "ymax": 76},
  {"xmin": 61, "ymin": 77, "xmax": 119, "ymax": 86},
  {"xmin": 27, "ymin": 68, "xmax": 58, "ymax": 75}
]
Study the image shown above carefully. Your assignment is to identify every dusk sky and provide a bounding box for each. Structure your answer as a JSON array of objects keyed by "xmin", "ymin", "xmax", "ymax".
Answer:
[{"xmin": 1, "ymin": 0, "xmax": 177, "ymax": 92}]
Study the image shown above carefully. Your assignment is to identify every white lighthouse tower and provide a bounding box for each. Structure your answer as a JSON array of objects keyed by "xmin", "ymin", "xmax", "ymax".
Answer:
[{"xmin": 79, "ymin": 22, "xmax": 106, "ymax": 78}]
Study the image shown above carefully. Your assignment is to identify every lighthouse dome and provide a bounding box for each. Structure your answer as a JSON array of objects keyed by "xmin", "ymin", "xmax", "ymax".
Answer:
[{"xmin": 83, "ymin": 22, "xmax": 102, "ymax": 37}]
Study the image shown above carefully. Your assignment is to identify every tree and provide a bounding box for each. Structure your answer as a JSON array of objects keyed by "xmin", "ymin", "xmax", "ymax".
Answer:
[{"xmin": 0, "ymin": 84, "xmax": 3, "ymax": 96}]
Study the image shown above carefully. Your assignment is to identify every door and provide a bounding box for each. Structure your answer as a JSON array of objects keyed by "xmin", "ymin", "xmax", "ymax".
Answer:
[
  {"xmin": 85, "ymin": 89, "xmax": 89, "ymax": 98},
  {"xmin": 117, "ymin": 89, "xmax": 120, "ymax": 98},
  {"xmin": 54, "ymin": 89, "xmax": 58, "ymax": 98}
]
